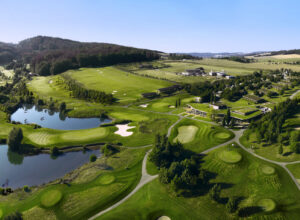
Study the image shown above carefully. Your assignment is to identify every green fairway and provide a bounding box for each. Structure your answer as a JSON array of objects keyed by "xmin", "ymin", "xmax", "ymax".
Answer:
[
  {"xmin": 257, "ymin": 199, "xmax": 276, "ymax": 212},
  {"xmin": 218, "ymin": 150, "xmax": 242, "ymax": 164},
  {"xmin": 169, "ymin": 118, "xmax": 234, "ymax": 153},
  {"xmin": 173, "ymin": 125, "xmax": 198, "ymax": 144},
  {"xmin": 41, "ymin": 190, "xmax": 62, "ymax": 208},
  {"xmin": 63, "ymin": 67, "xmax": 173, "ymax": 103},
  {"xmin": 0, "ymin": 148, "xmax": 148, "ymax": 219},
  {"xmin": 100, "ymin": 144, "xmax": 300, "ymax": 220}
]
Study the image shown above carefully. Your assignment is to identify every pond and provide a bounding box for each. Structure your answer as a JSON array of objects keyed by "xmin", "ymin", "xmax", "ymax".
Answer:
[
  {"xmin": 0, "ymin": 145, "xmax": 101, "ymax": 189},
  {"xmin": 10, "ymin": 104, "xmax": 111, "ymax": 130}
]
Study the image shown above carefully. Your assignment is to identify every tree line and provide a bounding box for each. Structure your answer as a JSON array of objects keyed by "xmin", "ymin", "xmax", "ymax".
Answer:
[{"xmin": 62, "ymin": 74, "xmax": 114, "ymax": 104}]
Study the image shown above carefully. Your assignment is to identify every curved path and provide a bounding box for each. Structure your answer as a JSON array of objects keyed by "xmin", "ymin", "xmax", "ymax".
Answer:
[
  {"xmin": 88, "ymin": 150, "xmax": 158, "ymax": 220},
  {"xmin": 290, "ymin": 88, "xmax": 300, "ymax": 99}
]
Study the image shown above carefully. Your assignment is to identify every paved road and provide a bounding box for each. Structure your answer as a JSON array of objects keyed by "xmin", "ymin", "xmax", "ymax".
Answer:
[
  {"xmin": 88, "ymin": 150, "xmax": 158, "ymax": 220},
  {"xmin": 290, "ymin": 89, "xmax": 300, "ymax": 99}
]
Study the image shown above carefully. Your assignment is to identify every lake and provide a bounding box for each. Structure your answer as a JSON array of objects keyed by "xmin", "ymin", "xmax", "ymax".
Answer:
[
  {"xmin": 0, "ymin": 145, "xmax": 101, "ymax": 189},
  {"xmin": 10, "ymin": 104, "xmax": 111, "ymax": 130}
]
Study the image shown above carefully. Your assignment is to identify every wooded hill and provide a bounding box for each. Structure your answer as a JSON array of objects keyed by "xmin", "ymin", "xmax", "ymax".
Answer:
[{"xmin": 0, "ymin": 36, "xmax": 160, "ymax": 74}]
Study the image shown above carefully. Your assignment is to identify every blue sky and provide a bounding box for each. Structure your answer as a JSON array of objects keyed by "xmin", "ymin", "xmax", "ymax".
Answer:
[{"xmin": 1, "ymin": 0, "xmax": 299, "ymax": 52}]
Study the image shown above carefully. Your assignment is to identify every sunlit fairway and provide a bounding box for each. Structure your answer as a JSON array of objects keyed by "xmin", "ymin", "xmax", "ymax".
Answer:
[
  {"xmin": 215, "ymin": 132, "xmax": 231, "ymax": 139},
  {"xmin": 41, "ymin": 190, "xmax": 63, "ymax": 208},
  {"xmin": 173, "ymin": 125, "xmax": 198, "ymax": 144},
  {"xmin": 257, "ymin": 199, "xmax": 276, "ymax": 212},
  {"xmin": 63, "ymin": 67, "xmax": 173, "ymax": 103},
  {"xmin": 218, "ymin": 150, "xmax": 242, "ymax": 164}
]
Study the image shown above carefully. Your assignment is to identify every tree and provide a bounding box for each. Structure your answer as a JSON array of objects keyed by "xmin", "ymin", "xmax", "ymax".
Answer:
[
  {"xmin": 209, "ymin": 184, "xmax": 221, "ymax": 202},
  {"xmin": 278, "ymin": 144, "xmax": 283, "ymax": 155},
  {"xmin": 3, "ymin": 211, "xmax": 23, "ymax": 220},
  {"xmin": 7, "ymin": 127, "xmax": 23, "ymax": 152},
  {"xmin": 225, "ymin": 109, "xmax": 231, "ymax": 126},
  {"xmin": 51, "ymin": 147, "xmax": 60, "ymax": 156},
  {"xmin": 90, "ymin": 154, "xmax": 97, "ymax": 162},
  {"xmin": 291, "ymin": 142, "xmax": 300, "ymax": 154},
  {"xmin": 59, "ymin": 102, "xmax": 66, "ymax": 112},
  {"xmin": 226, "ymin": 197, "xmax": 237, "ymax": 213}
]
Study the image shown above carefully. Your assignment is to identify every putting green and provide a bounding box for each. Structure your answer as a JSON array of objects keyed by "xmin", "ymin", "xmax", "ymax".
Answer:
[
  {"xmin": 27, "ymin": 132, "xmax": 55, "ymax": 145},
  {"xmin": 173, "ymin": 126, "xmax": 198, "ymax": 144},
  {"xmin": 261, "ymin": 165, "xmax": 275, "ymax": 175},
  {"xmin": 218, "ymin": 150, "xmax": 242, "ymax": 164},
  {"xmin": 41, "ymin": 190, "xmax": 63, "ymax": 208},
  {"xmin": 215, "ymin": 132, "xmax": 231, "ymax": 139},
  {"xmin": 99, "ymin": 174, "xmax": 115, "ymax": 185},
  {"xmin": 257, "ymin": 199, "xmax": 276, "ymax": 212}
]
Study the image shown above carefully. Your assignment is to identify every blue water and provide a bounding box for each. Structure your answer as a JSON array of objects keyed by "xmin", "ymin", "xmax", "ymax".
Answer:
[
  {"xmin": 10, "ymin": 104, "xmax": 111, "ymax": 130},
  {"xmin": 0, "ymin": 145, "xmax": 101, "ymax": 189}
]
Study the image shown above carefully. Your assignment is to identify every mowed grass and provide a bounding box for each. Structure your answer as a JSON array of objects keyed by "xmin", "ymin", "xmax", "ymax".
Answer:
[
  {"xmin": 63, "ymin": 67, "xmax": 173, "ymax": 103},
  {"xmin": 0, "ymin": 148, "xmax": 148, "ymax": 220},
  {"xmin": 173, "ymin": 125, "xmax": 198, "ymax": 144},
  {"xmin": 40, "ymin": 190, "xmax": 62, "ymax": 208},
  {"xmin": 169, "ymin": 118, "xmax": 234, "ymax": 153},
  {"xmin": 100, "ymin": 144, "xmax": 300, "ymax": 220}
]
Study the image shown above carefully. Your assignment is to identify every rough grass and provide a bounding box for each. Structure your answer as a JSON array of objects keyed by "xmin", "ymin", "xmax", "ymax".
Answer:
[
  {"xmin": 23, "ymin": 206, "xmax": 57, "ymax": 220},
  {"xmin": 40, "ymin": 190, "xmax": 63, "ymax": 208},
  {"xmin": 173, "ymin": 125, "xmax": 198, "ymax": 144}
]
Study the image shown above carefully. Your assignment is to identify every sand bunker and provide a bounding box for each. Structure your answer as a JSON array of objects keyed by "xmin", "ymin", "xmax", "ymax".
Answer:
[
  {"xmin": 157, "ymin": 216, "xmax": 171, "ymax": 220},
  {"xmin": 114, "ymin": 124, "xmax": 135, "ymax": 137},
  {"xmin": 140, "ymin": 104, "xmax": 148, "ymax": 108},
  {"xmin": 48, "ymin": 80, "xmax": 53, "ymax": 84},
  {"xmin": 112, "ymin": 90, "xmax": 118, "ymax": 94},
  {"xmin": 295, "ymin": 127, "xmax": 300, "ymax": 130}
]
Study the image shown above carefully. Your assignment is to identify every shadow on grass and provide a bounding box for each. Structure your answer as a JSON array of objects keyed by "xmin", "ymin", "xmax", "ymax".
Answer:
[{"xmin": 238, "ymin": 206, "xmax": 263, "ymax": 217}]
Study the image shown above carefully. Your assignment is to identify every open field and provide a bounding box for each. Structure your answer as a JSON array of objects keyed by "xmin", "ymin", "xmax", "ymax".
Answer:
[
  {"xmin": 64, "ymin": 67, "xmax": 173, "ymax": 103},
  {"xmin": 0, "ymin": 148, "xmax": 148, "ymax": 219},
  {"xmin": 100, "ymin": 144, "xmax": 300, "ymax": 219},
  {"xmin": 169, "ymin": 118, "xmax": 234, "ymax": 153}
]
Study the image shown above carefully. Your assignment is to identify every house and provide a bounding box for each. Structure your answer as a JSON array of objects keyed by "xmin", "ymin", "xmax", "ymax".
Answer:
[
  {"xmin": 260, "ymin": 107, "xmax": 272, "ymax": 114},
  {"xmin": 186, "ymin": 104, "xmax": 207, "ymax": 117},
  {"xmin": 181, "ymin": 68, "xmax": 205, "ymax": 76},
  {"xmin": 208, "ymin": 71, "xmax": 217, "ymax": 76},
  {"xmin": 209, "ymin": 103, "xmax": 227, "ymax": 110},
  {"xmin": 216, "ymin": 71, "xmax": 226, "ymax": 77},
  {"xmin": 225, "ymin": 75, "xmax": 235, "ymax": 79},
  {"xmin": 142, "ymin": 92, "xmax": 158, "ymax": 99},
  {"xmin": 243, "ymin": 94, "xmax": 265, "ymax": 103},
  {"xmin": 195, "ymin": 97, "xmax": 202, "ymax": 103},
  {"xmin": 157, "ymin": 85, "xmax": 183, "ymax": 95}
]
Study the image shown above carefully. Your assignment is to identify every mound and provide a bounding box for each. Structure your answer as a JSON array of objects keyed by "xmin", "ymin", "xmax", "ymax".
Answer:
[
  {"xmin": 258, "ymin": 199, "xmax": 276, "ymax": 212},
  {"xmin": 41, "ymin": 190, "xmax": 63, "ymax": 208},
  {"xmin": 157, "ymin": 216, "xmax": 171, "ymax": 220},
  {"xmin": 261, "ymin": 165, "xmax": 275, "ymax": 175},
  {"xmin": 174, "ymin": 126, "xmax": 198, "ymax": 144},
  {"xmin": 218, "ymin": 150, "xmax": 242, "ymax": 164},
  {"xmin": 99, "ymin": 174, "xmax": 115, "ymax": 185},
  {"xmin": 215, "ymin": 132, "xmax": 231, "ymax": 139}
]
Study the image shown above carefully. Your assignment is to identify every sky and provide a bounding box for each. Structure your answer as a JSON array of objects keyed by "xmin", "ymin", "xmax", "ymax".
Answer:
[{"xmin": 1, "ymin": 0, "xmax": 300, "ymax": 53}]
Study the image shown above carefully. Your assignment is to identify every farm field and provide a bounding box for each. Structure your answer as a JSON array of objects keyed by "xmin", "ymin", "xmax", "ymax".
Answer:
[{"xmin": 100, "ymin": 144, "xmax": 300, "ymax": 220}]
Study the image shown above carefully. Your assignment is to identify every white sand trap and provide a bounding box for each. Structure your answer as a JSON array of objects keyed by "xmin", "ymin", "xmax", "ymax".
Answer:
[
  {"xmin": 114, "ymin": 124, "xmax": 135, "ymax": 137},
  {"xmin": 295, "ymin": 127, "xmax": 300, "ymax": 130},
  {"xmin": 140, "ymin": 104, "xmax": 148, "ymax": 108},
  {"xmin": 169, "ymin": 105, "xmax": 175, "ymax": 108},
  {"xmin": 112, "ymin": 90, "xmax": 118, "ymax": 94},
  {"xmin": 48, "ymin": 80, "xmax": 53, "ymax": 84},
  {"xmin": 157, "ymin": 216, "xmax": 171, "ymax": 220}
]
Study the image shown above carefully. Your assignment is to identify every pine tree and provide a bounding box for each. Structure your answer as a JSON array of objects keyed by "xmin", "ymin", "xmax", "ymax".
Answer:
[{"xmin": 278, "ymin": 144, "xmax": 283, "ymax": 155}]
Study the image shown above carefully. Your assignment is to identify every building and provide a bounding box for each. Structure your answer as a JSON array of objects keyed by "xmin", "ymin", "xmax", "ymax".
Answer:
[
  {"xmin": 225, "ymin": 75, "xmax": 235, "ymax": 79},
  {"xmin": 209, "ymin": 103, "xmax": 227, "ymax": 110},
  {"xmin": 186, "ymin": 104, "xmax": 207, "ymax": 117},
  {"xmin": 243, "ymin": 94, "xmax": 265, "ymax": 103},
  {"xmin": 181, "ymin": 68, "xmax": 205, "ymax": 76},
  {"xmin": 195, "ymin": 97, "xmax": 202, "ymax": 103}
]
